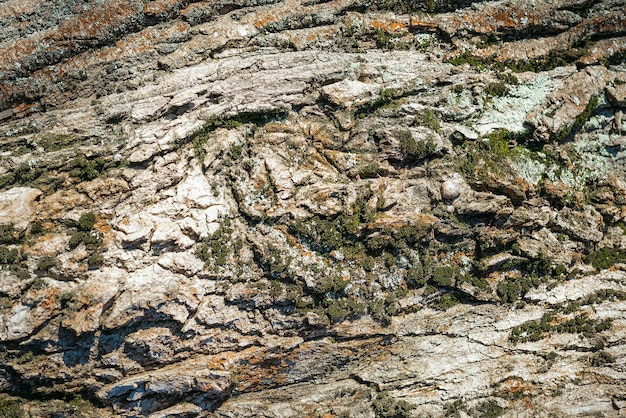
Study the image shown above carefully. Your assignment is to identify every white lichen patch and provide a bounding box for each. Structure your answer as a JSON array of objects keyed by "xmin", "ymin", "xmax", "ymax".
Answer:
[
  {"xmin": 475, "ymin": 75, "xmax": 553, "ymax": 135},
  {"xmin": 511, "ymin": 152, "xmax": 547, "ymax": 186},
  {"xmin": 574, "ymin": 132, "xmax": 622, "ymax": 175},
  {"xmin": 545, "ymin": 164, "xmax": 577, "ymax": 189}
]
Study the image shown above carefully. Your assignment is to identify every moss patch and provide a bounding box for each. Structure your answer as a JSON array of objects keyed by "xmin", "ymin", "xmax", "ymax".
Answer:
[
  {"xmin": 587, "ymin": 247, "xmax": 626, "ymax": 270},
  {"xmin": 411, "ymin": 108, "xmax": 441, "ymax": 133},
  {"xmin": 354, "ymin": 88, "xmax": 398, "ymax": 119},
  {"xmin": 555, "ymin": 95, "xmax": 599, "ymax": 142},
  {"xmin": 38, "ymin": 133, "xmax": 79, "ymax": 152},
  {"xmin": 191, "ymin": 110, "xmax": 287, "ymax": 161},
  {"xmin": 197, "ymin": 221, "xmax": 241, "ymax": 269},
  {"xmin": 0, "ymin": 395, "xmax": 24, "ymax": 418},
  {"xmin": 510, "ymin": 312, "xmax": 612, "ymax": 343},
  {"xmin": 0, "ymin": 224, "xmax": 21, "ymax": 245},
  {"xmin": 372, "ymin": 391, "xmax": 414, "ymax": 417}
]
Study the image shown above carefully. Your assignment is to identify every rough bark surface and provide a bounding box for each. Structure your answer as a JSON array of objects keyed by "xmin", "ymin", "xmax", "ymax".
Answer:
[{"xmin": 1, "ymin": 0, "xmax": 626, "ymax": 416}]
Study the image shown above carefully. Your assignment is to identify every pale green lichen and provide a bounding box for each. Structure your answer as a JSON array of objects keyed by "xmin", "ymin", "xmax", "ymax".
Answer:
[
  {"xmin": 510, "ymin": 152, "xmax": 547, "ymax": 185},
  {"xmin": 545, "ymin": 165, "xmax": 577, "ymax": 189},
  {"xmin": 475, "ymin": 75, "xmax": 553, "ymax": 135}
]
